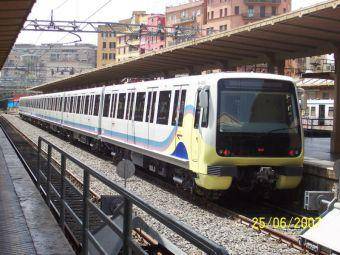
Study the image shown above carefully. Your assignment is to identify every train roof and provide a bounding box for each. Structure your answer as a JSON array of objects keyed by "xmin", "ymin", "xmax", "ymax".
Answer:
[{"xmin": 22, "ymin": 72, "xmax": 294, "ymax": 99}]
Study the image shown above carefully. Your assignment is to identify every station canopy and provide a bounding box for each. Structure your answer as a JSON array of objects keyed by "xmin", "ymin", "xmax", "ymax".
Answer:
[
  {"xmin": 31, "ymin": 0, "xmax": 340, "ymax": 93},
  {"xmin": 0, "ymin": 0, "xmax": 36, "ymax": 69}
]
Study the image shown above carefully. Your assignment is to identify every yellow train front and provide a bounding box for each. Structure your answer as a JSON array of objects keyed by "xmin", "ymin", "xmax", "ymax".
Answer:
[{"xmin": 186, "ymin": 73, "xmax": 304, "ymax": 192}]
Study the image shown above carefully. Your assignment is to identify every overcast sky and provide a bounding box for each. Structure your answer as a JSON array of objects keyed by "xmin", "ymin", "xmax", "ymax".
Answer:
[{"xmin": 16, "ymin": 0, "xmax": 328, "ymax": 45}]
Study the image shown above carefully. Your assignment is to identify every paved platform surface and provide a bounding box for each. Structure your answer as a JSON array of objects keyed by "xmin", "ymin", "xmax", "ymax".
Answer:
[{"xmin": 0, "ymin": 128, "xmax": 74, "ymax": 255}]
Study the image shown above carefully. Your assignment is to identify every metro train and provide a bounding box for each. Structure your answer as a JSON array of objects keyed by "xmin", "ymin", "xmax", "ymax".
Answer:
[{"xmin": 19, "ymin": 73, "xmax": 304, "ymax": 195}]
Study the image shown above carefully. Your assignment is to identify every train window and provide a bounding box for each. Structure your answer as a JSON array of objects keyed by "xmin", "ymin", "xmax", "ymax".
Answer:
[
  {"xmin": 171, "ymin": 90, "xmax": 186, "ymax": 126},
  {"xmin": 126, "ymin": 92, "xmax": 135, "ymax": 120},
  {"xmin": 84, "ymin": 96, "xmax": 90, "ymax": 115},
  {"xmin": 93, "ymin": 95, "xmax": 100, "ymax": 116},
  {"xmin": 194, "ymin": 91, "xmax": 201, "ymax": 129},
  {"xmin": 110, "ymin": 94, "xmax": 117, "ymax": 118},
  {"xmin": 311, "ymin": 106, "xmax": 316, "ymax": 117},
  {"xmin": 88, "ymin": 95, "xmax": 93, "ymax": 115},
  {"xmin": 134, "ymin": 92, "xmax": 146, "ymax": 122},
  {"xmin": 157, "ymin": 90, "xmax": 171, "ymax": 125},
  {"xmin": 117, "ymin": 93, "xmax": 126, "ymax": 119},
  {"xmin": 329, "ymin": 107, "xmax": 334, "ymax": 117},
  {"xmin": 201, "ymin": 90, "xmax": 209, "ymax": 128},
  {"xmin": 103, "ymin": 94, "xmax": 111, "ymax": 117},
  {"xmin": 76, "ymin": 96, "xmax": 81, "ymax": 113},
  {"xmin": 70, "ymin": 97, "xmax": 74, "ymax": 113},
  {"xmin": 125, "ymin": 93, "xmax": 131, "ymax": 119},
  {"xmin": 145, "ymin": 91, "xmax": 157, "ymax": 123}
]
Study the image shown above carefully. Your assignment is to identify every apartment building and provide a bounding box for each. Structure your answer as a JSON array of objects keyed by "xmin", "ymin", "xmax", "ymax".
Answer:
[
  {"xmin": 204, "ymin": 0, "xmax": 291, "ymax": 33},
  {"xmin": 116, "ymin": 11, "xmax": 149, "ymax": 62},
  {"xmin": 165, "ymin": 0, "xmax": 207, "ymax": 46},
  {"xmin": 140, "ymin": 14, "xmax": 166, "ymax": 53},
  {"xmin": 97, "ymin": 25, "xmax": 117, "ymax": 67}
]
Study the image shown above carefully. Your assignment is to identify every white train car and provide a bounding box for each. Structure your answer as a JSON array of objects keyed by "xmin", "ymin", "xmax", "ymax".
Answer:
[
  {"xmin": 20, "ymin": 73, "xmax": 304, "ymax": 194},
  {"xmin": 302, "ymin": 99, "xmax": 334, "ymax": 129}
]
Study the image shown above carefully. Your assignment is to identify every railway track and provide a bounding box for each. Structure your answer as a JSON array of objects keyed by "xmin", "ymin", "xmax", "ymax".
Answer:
[
  {"xmin": 2, "ymin": 114, "xmax": 323, "ymax": 254},
  {"xmin": 0, "ymin": 116, "xmax": 174, "ymax": 255}
]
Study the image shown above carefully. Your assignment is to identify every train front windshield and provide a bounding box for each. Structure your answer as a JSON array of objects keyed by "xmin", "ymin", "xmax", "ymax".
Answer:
[{"xmin": 216, "ymin": 79, "xmax": 301, "ymax": 157}]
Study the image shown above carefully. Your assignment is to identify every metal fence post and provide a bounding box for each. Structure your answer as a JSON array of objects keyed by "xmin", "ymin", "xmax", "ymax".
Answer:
[
  {"xmin": 82, "ymin": 171, "xmax": 90, "ymax": 255},
  {"xmin": 46, "ymin": 145, "xmax": 52, "ymax": 208},
  {"xmin": 123, "ymin": 198, "xmax": 132, "ymax": 255},
  {"xmin": 60, "ymin": 154, "xmax": 66, "ymax": 232},
  {"xmin": 37, "ymin": 138, "xmax": 41, "ymax": 190}
]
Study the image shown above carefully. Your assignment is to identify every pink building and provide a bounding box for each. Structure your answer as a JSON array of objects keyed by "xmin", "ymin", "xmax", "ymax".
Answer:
[{"xmin": 140, "ymin": 14, "xmax": 166, "ymax": 54}]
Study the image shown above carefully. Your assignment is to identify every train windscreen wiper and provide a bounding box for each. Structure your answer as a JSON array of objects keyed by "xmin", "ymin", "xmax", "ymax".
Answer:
[{"xmin": 266, "ymin": 126, "xmax": 299, "ymax": 134}]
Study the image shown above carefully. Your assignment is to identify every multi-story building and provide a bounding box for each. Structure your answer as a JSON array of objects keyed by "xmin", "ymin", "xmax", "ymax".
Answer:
[
  {"xmin": 140, "ymin": 14, "xmax": 166, "ymax": 54},
  {"xmin": 204, "ymin": 0, "xmax": 291, "ymax": 33},
  {"xmin": 116, "ymin": 11, "xmax": 149, "ymax": 62},
  {"xmin": 0, "ymin": 43, "xmax": 96, "ymax": 87},
  {"xmin": 97, "ymin": 26, "xmax": 117, "ymax": 67},
  {"xmin": 165, "ymin": 0, "xmax": 207, "ymax": 46}
]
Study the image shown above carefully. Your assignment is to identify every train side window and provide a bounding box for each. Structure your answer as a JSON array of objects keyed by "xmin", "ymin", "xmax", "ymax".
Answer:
[
  {"xmin": 70, "ymin": 97, "xmax": 74, "ymax": 113},
  {"xmin": 157, "ymin": 90, "xmax": 171, "ymax": 125},
  {"xmin": 80, "ymin": 96, "xmax": 85, "ymax": 114},
  {"xmin": 125, "ymin": 93, "xmax": 131, "ymax": 119},
  {"xmin": 171, "ymin": 90, "xmax": 180, "ymax": 126},
  {"xmin": 84, "ymin": 95, "xmax": 90, "ymax": 115},
  {"xmin": 311, "ymin": 106, "xmax": 316, "ymax": 117},
  {"xmin": 194, "ymin": 92, "xmax": 201, "ymax": 129},
  {"xmin": 117, "ymin": 93, "xmax": 126, "ymax": 119},
  {"xmin": 128, "ymin": 93, "xmax": 135, "ymax": 120},
  {"xmin": 134, "ymin": 92, "xmax": 146, "ymax": 122},
  {"xmin": 76, "ymin": 96, "xmax": 80, "ymax": 113},
  {"xmin": 329, "ymin": 107, "xmax": 334, "ymax": 117},
  {"xmin": 89, "ymin": 95, "xmax": 94, "ymax": 115},
  {"xmin": 201, "ymin": 90, "xmax": 209, "ymax": 128},
  {"xmin": 103, "ymin": 94, "xmax": 111, "ymax": 117},
  {"xmin": 110, "ymin": 94, "xmax": 117, "ymax": 118},
  {"xmin": 171, "ymin": 90, "xmax": 186, "ymax": 126},
  {"xmin": 93, "ymin": 95, "xmax": 100, "ymax": 116}
]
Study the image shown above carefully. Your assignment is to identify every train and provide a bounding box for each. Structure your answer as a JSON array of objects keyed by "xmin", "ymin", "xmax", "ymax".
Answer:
[{"xmin": 19, "ymin": 73, "xmax": 304, "ymax": 196}]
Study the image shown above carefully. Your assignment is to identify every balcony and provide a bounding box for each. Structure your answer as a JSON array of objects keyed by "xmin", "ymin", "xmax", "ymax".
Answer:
[
  {"xmin": 242, "ymin": 12, "xmax": 273, "ymax": 20},
  {"xmin": 173, "ymin": 16, "xmax": 196, "ymax": 25},
  {"xmin": 244, "ymin": 0, "xmax": 281, "ymax": 4}
]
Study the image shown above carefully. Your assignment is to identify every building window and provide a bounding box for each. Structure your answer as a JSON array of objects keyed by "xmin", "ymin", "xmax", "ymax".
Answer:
[
  {"xmin": 272, "ymin": 7, "xmax": 277, "ymax": 15},
  {"xmin": 235, "ymin": 6, "xmax": 239, "ymax": 15},
  {"xmin": 102, "ymin": 53, "xmax": 108, "ymax": 60},
  {"xmin": 329, "ymin": 107, "xmax": 334, "ymax": 117},
  {"xmin": 322, "ymin": 92, "xmax": 330, "ymax": 99},
  {"xmin": 260, "ymin": 6, "xmax": 266, "ymax": 17},
  {"xmin": 103, "ymin": 42, "xmax": 106, "ymax": 49},
  {"xmin": 283, "ymin": 8, "xmax": 287, "ymax": 13},
  {"xmin": 220, "ymin": 9, "xmax": 223, "ymax": 18},
  {"xmin": 248, "ymin": 6, "xmax": 254, "ymax": 17},
  {"xmin": 109, "ymin": 53, "xmax": 115, "ymax": 60},
  {"xmin": 208, "ymin": 12, "xmax": 210, "ymax": 20},
  {"xmin": 224, "ymin": 8, "xmax": 228, "ymax": 17},
  {"xmin": 220, "ymin": 25, "xmax": 227, "ymax": 31},
  {"xmin": 211, "ymin": 11, "xmax": 214, "ymax": 19},
  {"xmin": 109, "ymin": 42, "xmax": 116, "ymax": 49}
]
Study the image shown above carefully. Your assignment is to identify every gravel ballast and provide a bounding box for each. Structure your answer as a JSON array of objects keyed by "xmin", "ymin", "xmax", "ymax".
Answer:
[{"xmin": 3, "ymin": 114, "xmax": 303, "ymax": 255}]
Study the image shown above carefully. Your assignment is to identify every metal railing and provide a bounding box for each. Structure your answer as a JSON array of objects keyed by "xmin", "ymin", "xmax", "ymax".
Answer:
[
  {"xmin": 37, "ymin": 136, "xmax": 228, "ymax": 255},
  {"xmin": 302, "ymin": 117, "xmax": 333, "ymax": 131}
]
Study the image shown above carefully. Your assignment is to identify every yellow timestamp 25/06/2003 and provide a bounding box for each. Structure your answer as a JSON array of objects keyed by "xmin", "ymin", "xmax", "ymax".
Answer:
[{"xmin": 251, "ymin": 216, "xmax": 322, "ymax": 230}]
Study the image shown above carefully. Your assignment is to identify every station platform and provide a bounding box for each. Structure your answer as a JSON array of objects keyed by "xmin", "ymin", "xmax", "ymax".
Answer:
[
  {"xmin": 303, "ymin": 137, "xmax": 339, "ymax": 191},
  {"xmin": 0, "ymin": 129, "xmax": 74, "ymax": 255}
]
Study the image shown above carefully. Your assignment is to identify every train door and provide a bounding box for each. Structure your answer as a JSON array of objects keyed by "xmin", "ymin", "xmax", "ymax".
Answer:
[
  {"xmin": 173, "ymin": 85, "xmax": 187, "ymax": 152},
  {"xmin": 126, "ymin": 89, "xmax": 136, "ymax": 144},
  {"xmin": 319, "ymin": 104, "xmax": 325, "ymax": 126},
  {"xmin": 191, "ymin": 90, "xmax": 201, "ymax": 169},
  {"xmin": 146, "ymin": 88, "xmax": 157, "ymax": 149}
]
